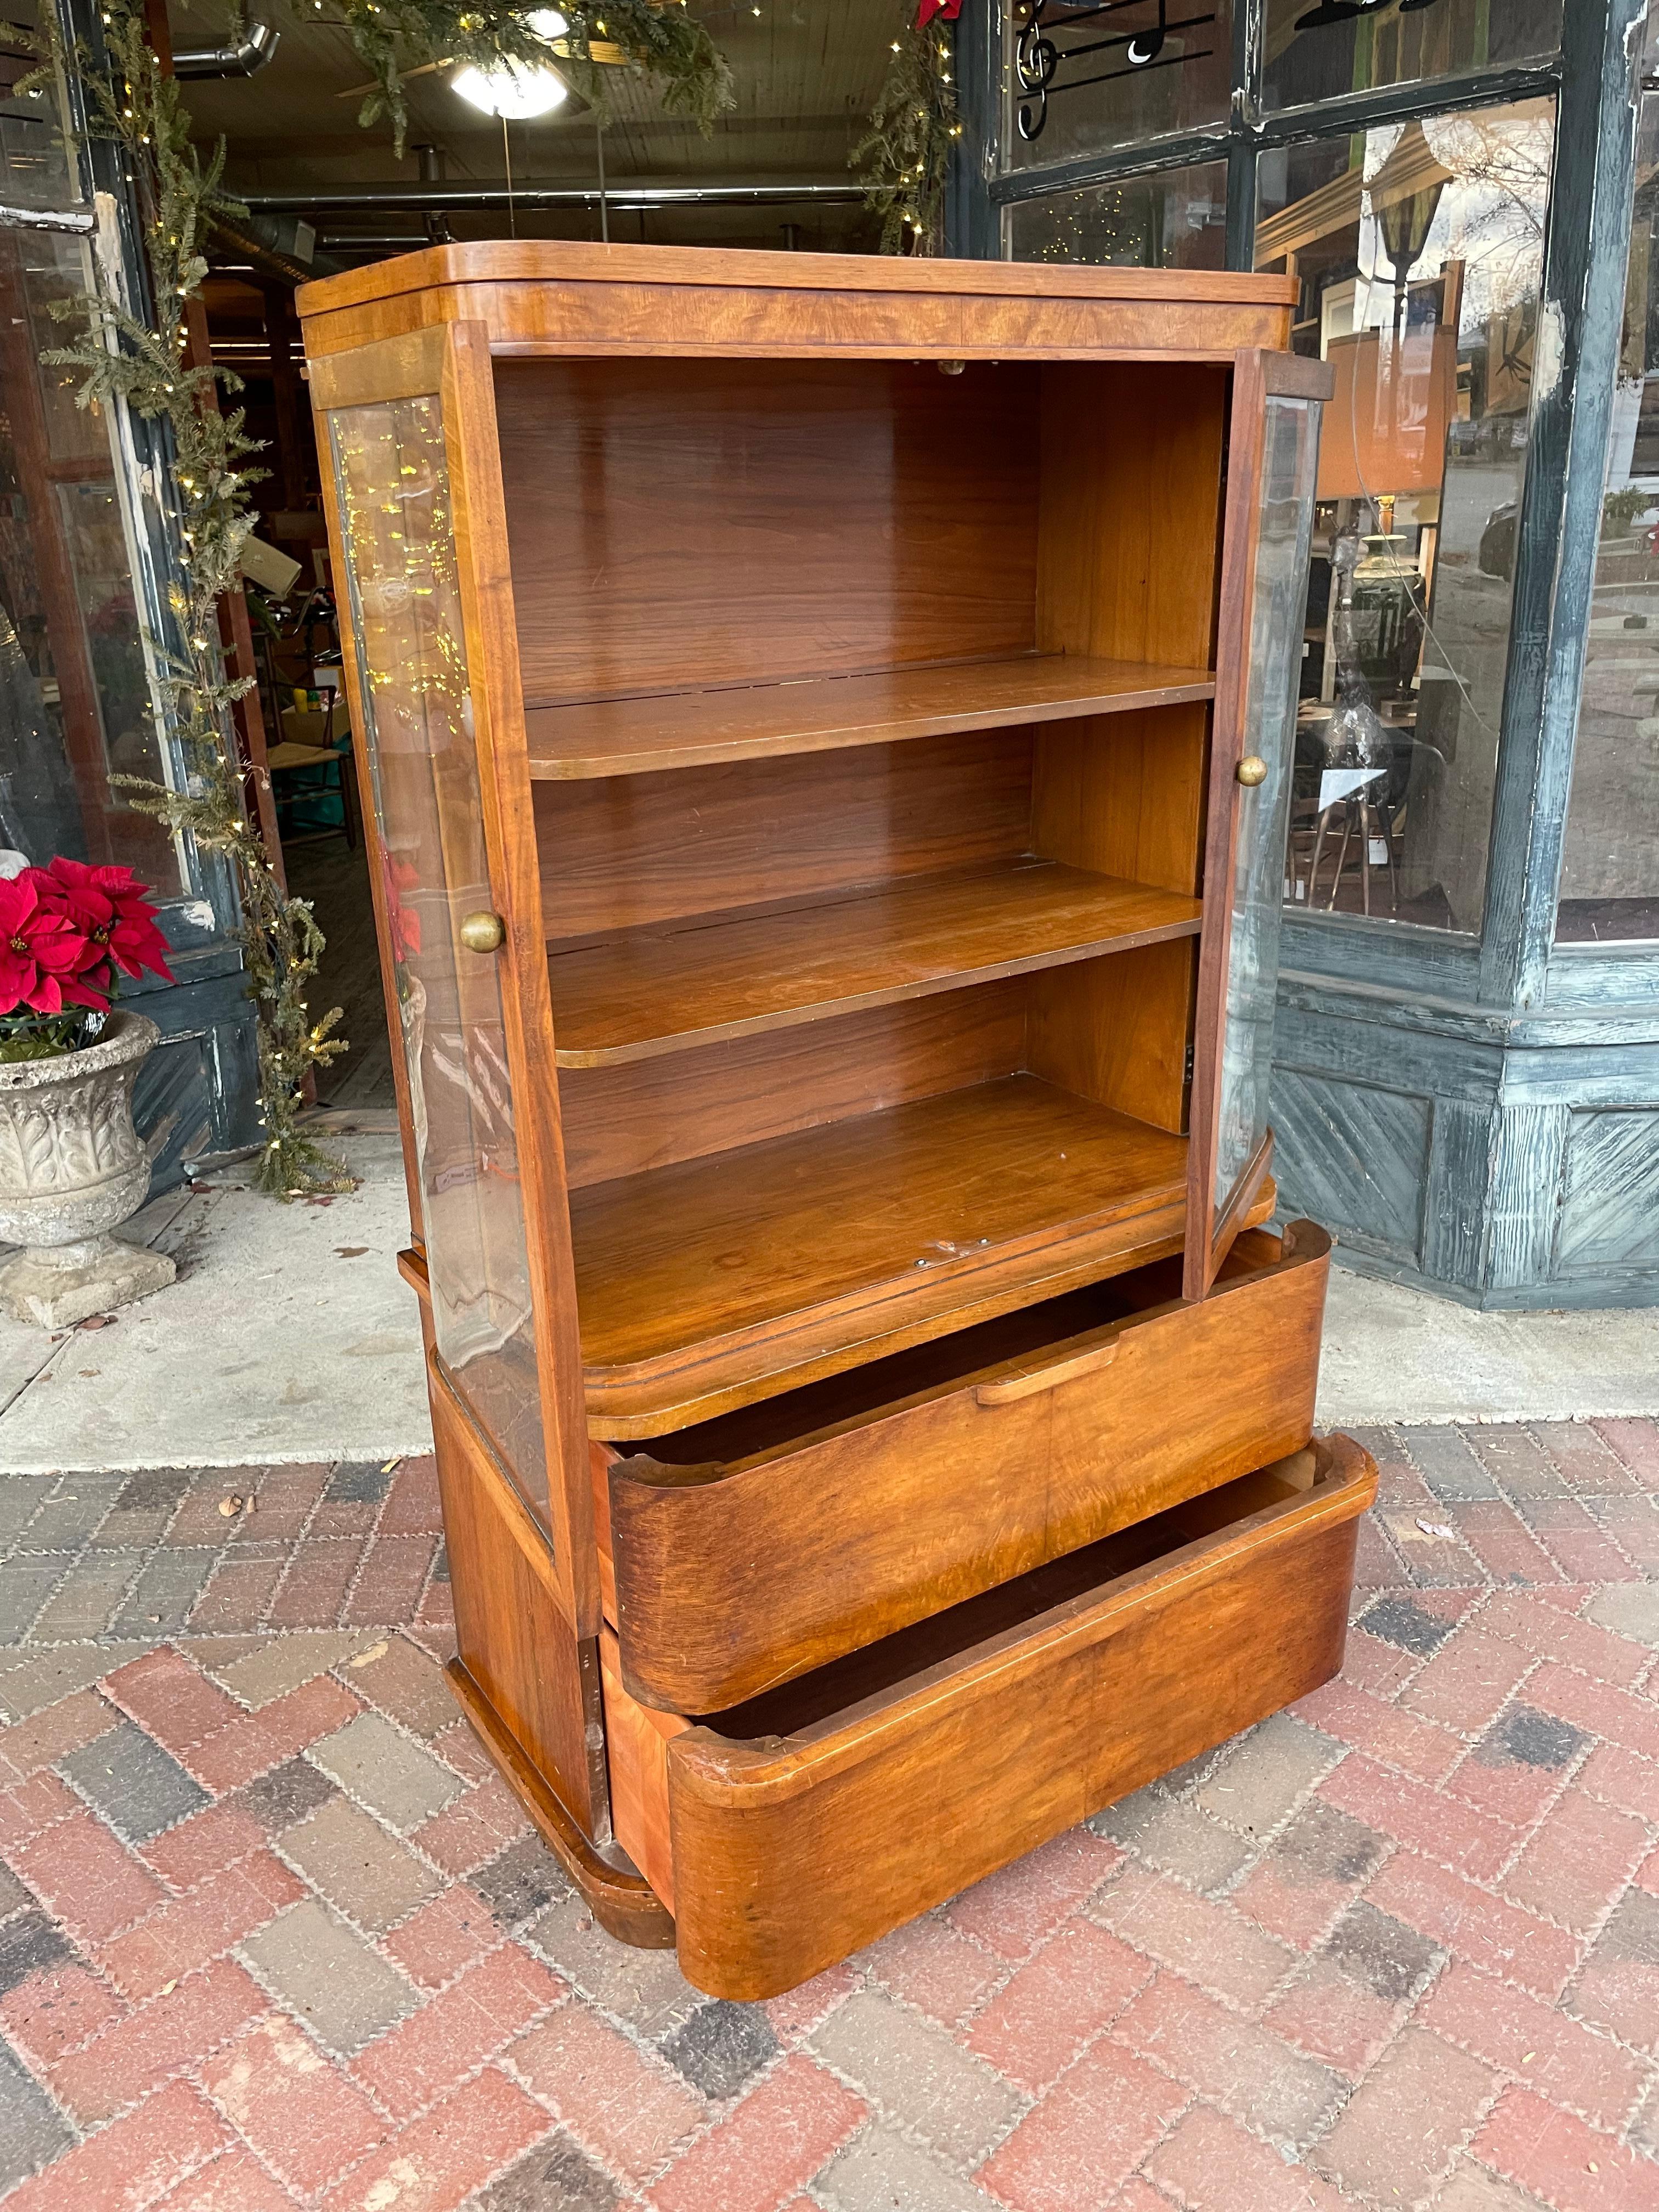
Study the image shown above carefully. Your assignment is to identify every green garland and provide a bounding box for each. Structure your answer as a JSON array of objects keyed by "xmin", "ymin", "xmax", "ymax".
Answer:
[
  {"xmin": 320, "ymin": 0, "xmax": 734, "ymax": 156},
  {"xmin": 40, "ymin": 1, "xmax": 351, "ymax": 1195},
  {"xmin": 35, "ymin": 0, "xmax": 731, "ymax": 1198},
  {"xmin": 852, "ymin": 5, "xmax": 961, "ymax": 254}
]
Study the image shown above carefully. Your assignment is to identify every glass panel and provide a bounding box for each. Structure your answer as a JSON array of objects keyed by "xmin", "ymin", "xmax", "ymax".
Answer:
[
  {"xmin": 1215, "ymin": 393, "xmax": 1320, "ymax": 1215},
  {"xmin": 1004, "ymin": 1, "xmax": 1232, "ymax": 171},
  {"xmin": 329, "ymin": 390, "xmax": 551, "ymax": 1528},
  {"xmin": 1557, "ymin": 22, "xmax": 1659, "ymax": 944},
  {"xmin": 0, "ymin": 228, "xmax": 179, "ymax": 886},
  {"xmin": 1262, "ymin": 0, "xmax": 1560, "ymax": 118},
  {"xmin": 0, "ymin": 4, "xmax": 83, "ymax": 210},
  {"xmin": 1260, "ymin": 99, "xmax": 1556, "ymax": 933},
  {"xmin": 1007, "ymin": 157, "xmax": 1229, "ymax": 268}
]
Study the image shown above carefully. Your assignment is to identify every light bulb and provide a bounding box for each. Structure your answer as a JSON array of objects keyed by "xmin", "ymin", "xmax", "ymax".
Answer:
[
  {"xmin": 525, "ymin": 8, "xmax": 567, "ymax": 34},
  {"xmin": 451, "ymin": 59, "xmax": 567, "ymax": 115}
]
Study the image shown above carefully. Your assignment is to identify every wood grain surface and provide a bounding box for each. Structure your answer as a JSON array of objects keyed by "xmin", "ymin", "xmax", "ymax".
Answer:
[
  {"xmin": 558, "ymin": 984, "xmax": 1030, "ymax": 1192},
  {"xmin": 498, "ymin": 360, "xmax": 1040, "ymax": 704},
  {"xmin": 534, "ymin": 729, "xmax": 1035, "ymax": 942},
  {"xmin": 605, "ymin": 1224, "xmax": 1331, "ymax": 1712},
  {"xmin": 429, "ymin": 1357, "xmax": 604, "ymax": 1835},
  {"xmin": 658, "ymin": 1434, "xmax": 1376, "ymax": 1997},
  {"xmin": 296, "ymin": 245, "xmax": 1296, "ymax": 377},
  {"xmin": 523, "ymin": 655, "xmax": 1217, "ymax": 778},
  {"xmin": 573, "ymin": 1074, "xmax": 1194, "ymax": 1432},
  {"xmin": 547, "ymin": 859, "xmax": 1202, "ymax": 1065}
]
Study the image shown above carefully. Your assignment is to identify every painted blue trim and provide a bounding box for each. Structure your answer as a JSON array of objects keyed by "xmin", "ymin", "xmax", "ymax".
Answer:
[{"xmin": 1477, "ymin": 0, "xmax": 1648, "ymax": 1013}]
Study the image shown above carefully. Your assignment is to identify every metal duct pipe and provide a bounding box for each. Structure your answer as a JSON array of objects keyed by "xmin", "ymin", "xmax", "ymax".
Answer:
[
  {"xmin": 241, "ymin": 178, "xmax": 865, "ymax": 215},
  {"xmin": 414, "ymin": 144, "xmax": 452, "ymax": 247},
  {"xmin": 173, "ymin": 22, "xmax": 280, "ymax": 78}
]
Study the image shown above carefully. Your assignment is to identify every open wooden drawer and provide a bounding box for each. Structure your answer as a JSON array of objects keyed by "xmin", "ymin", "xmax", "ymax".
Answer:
[
  {"xmin": 602, "ymin": 1431, "xmax": 1375, "ymax": 1999},
  {"xmin": 594, "ymin": 1221, "xmax": 1332, "ymax": 1712}
]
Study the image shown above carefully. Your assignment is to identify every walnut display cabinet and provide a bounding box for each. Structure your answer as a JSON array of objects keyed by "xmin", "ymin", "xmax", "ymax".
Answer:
[{"xmin": 298, "ymin": 242, "xmax": 1376, "ymax": 2000}]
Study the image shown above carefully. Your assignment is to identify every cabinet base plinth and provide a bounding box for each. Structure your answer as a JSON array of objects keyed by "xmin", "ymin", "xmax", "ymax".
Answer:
[{"xmin": 445, "ymin": 1657, "xmax": 675, "ymax": 1950}]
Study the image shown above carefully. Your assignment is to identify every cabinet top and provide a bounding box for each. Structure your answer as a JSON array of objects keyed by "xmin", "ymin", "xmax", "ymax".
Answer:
[
  {"xmin": 296, "ymin": 240, "xmax": 1298, "ymax": 361},
  {"xmin": 298, "ymin": 239, "xmax": 1297, "ymax": 316}
]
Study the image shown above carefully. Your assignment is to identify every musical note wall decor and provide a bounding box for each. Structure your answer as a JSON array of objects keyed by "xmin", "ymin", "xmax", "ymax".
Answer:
[{"xmin": 1013, "ymin": 0, "xmax": 1218, "ymax": 142}]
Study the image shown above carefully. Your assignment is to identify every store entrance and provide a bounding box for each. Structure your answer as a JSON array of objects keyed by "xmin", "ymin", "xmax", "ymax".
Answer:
[{"xmin": 204, "ymin": 268, "xmax": 395, "ymax": 1111}]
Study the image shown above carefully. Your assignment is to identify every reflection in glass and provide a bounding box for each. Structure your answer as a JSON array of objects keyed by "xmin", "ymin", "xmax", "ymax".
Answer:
[
  {"xmin": 0, "ymin": 6, "xmax": 82, "ymax": 210},
  {"xmin": 1216, "ymin": 395, "xmax": 1320, "ymax": 1211},
  {"xmin": 331, "ymin": 393, "xmax": 552, "ymax": 1530},
  {"xmin": 1007, "ymin": 159, "xmax": 1228, "ymax": 269},
  {"xmin": 1558, "ymin": 33, "xmax": 1659, "ymax": 944},
  {"xmin": 1262, "ymin": 0, "xmax": 1559, "ymax": 117},
  {"xmin": 1259, "ymin": 100, "xmax": 1555, "ymax": 932},
  {"xmin": 0, "ymin": 229, "xmax": 178, "ymax": 885},
  {"xmin": 1003, "ymin": 0, "xmax": 1231, "ymax": 171}
]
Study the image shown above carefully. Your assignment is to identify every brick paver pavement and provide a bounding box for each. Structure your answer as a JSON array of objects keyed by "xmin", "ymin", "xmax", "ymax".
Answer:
[{"xmin": 0, "ymin": 1421, "xmax": 1652, "ymax": 2209}]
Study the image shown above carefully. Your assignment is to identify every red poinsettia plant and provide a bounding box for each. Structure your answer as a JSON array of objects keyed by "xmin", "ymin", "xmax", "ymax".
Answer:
[{"xmin": 0, "ymin": 857, "xmax": 173, "ymax": 1062}]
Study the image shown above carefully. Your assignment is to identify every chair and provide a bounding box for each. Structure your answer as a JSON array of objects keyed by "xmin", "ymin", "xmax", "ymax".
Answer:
[{"xmin": 268, "ymin": 697, "xmax": 358, "ymax": 849}]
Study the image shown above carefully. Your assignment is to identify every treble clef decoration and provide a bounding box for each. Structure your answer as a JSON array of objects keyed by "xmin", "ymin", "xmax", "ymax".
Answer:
[
  {"xmin": 1013, "ymin": 4, "xmax": 1060, "ymax": 141},
  {"xmin": 1013, "ymin": 1, "xmax": 1218, "ymax": 144}
]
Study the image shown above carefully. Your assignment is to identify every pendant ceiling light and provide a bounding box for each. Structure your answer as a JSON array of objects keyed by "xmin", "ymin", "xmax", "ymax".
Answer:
[{"xmin": 452, "ymin": 11, "xmax": 569, "ymax": 116}]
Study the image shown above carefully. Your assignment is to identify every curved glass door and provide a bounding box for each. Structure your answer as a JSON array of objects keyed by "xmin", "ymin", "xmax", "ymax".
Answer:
[
  {"xmin": 328, "ymin": 387, "xmax": 551, "ymax": 1525},
  {"xmin": 1188, "ymin": 354, "xmax": 1327, "ymax": 1298}
]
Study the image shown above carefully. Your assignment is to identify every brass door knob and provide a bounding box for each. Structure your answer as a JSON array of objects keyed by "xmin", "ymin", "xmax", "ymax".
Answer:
[
  {"xmin": 459, "ymin": 910, "xmax": 506, "ymax": 953},
  {"xmin": 1236, "ymin": 755, "xmax": 1268, "ymax": 787}
]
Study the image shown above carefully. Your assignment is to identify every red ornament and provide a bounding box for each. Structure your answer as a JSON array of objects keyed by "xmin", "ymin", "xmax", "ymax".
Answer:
[
  {"xmin": 382, "ymin": 851, "xmax": 423, "ymax": 964},
  {"xmin": 917, "ymin": 0, "xmax": 964, "ymax": 25}
]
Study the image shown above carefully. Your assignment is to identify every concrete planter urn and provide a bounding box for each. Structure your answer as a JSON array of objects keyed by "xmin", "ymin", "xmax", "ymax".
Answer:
[{"xmin": 0, "ymin": 1011, "xmax": 176, "ymax": 1329}]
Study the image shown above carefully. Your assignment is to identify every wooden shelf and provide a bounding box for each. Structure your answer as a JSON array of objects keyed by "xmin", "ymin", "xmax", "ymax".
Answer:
[
  {"xmin": 548, "ymin": 859, "xmax": 1202, "ymax": 1068},
  {"xmin": 524, "ymin": 654, "xmax": 1216, "ymax": 781},
  {"xmin": 574, "ymin": 1075, "xmax": 1193, "ymax": 1436}
]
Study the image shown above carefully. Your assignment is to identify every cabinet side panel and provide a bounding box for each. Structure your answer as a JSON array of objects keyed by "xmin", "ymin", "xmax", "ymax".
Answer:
[
  {"xmin": 1037, "ymin": 363, "xmax": 1229, "ymax": 669},
  {"xmin": 1027, "ymin": 941, "xmax": 1196, "ymax": 1136},
  {"xmin": 599, "ymin": 1630, "xmax": 685, "ymax": 1911},
  {"xmin": 1031, "ymin": 706, "xmax": 1209, "ymax": 896},
  {"xmin": 430, "ymin": 1366, "xmax": 606, "ymax": 1837}
]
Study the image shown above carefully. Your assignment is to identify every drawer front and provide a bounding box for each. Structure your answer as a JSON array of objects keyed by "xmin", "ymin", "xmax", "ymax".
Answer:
[
  {"xmin": 605, "ymin": 1221, "xmax": 1330, "ymax": 1711},
  {"xmin": 622, "ymin": 1434, "xmax": 1373, "ymax": 1999}
]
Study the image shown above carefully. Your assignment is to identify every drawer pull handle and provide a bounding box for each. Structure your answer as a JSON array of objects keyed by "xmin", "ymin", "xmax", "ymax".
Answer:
[{"xmin": 975, "ymin": 1339, "xmax": 1119, "ymax": 1407}]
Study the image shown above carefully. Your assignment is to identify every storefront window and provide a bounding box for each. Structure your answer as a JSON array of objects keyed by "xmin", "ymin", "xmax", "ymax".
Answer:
[
  {"xmin": 1260, "ymin": 99, "xmax": 1554, "ymax": 932},
  {"xmin": 0, "ymin": 5, "xmax": 83, "ymax": 210},
  {"xmin": 1262, "ymin": 0, "xmax": 1560, "ymax": 119},
  {"xmin": 1007, "ymin": 157, "xmax": 1229, "ymax": 266},
  {"xmin": 1003, "ymin": 1, "xmax": 1232, "ymax": 171},
  {"xmin": 0, "ymin": 228, "xmax": 179, "ymax": 886},
  {"xmin": 1556, "ymin": 42, "xmax": 1659, "ymax": 945}
]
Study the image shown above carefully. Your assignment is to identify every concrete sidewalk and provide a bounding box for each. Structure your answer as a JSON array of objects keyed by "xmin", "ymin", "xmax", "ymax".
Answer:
[
  {"xmin": 0, "ymin": 1122, "xmax": 1654, "ymax": 1472},
  {"xmin": 0, "ymin": 1120, "xmax": 429, "ymax": 1475}
]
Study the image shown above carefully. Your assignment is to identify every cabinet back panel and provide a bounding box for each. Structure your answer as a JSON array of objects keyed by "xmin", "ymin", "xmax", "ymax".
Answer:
[
  {"xmin": 495, "ymin": 359, "xmax": 1041, "ymax": 703},
  {"xmin": 560, "ymin": 984, "xmax": 1027, "ymax": 1189},
  {"xmin": 535, "ymin": 730, "xmax": 1035, "ymax": 940}
]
